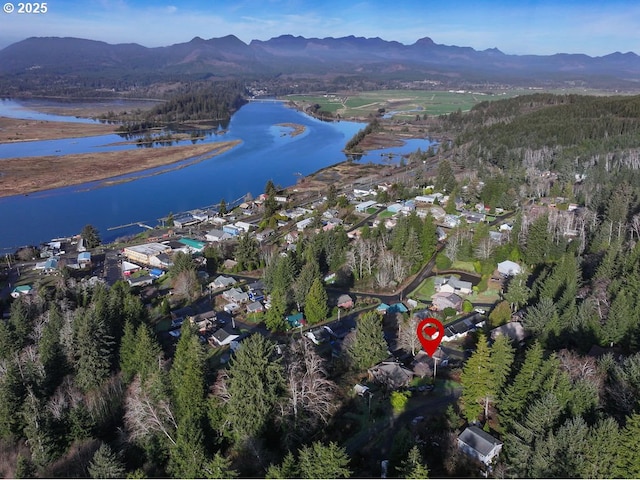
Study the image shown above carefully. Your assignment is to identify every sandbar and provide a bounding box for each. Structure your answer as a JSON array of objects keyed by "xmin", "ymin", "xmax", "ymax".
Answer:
[
  {"xmin": 0, "ymin": 140, "xmax": 240, "ymax": 198},
  {"xmin": 0, "ymin": 116, "xmax": 117, "ymax": 143}
]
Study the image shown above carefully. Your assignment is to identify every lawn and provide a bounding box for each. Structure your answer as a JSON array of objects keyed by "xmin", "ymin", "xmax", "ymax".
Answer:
[
  {"xmin": 410, "ymin": 277, "xmax": 436, "ymax": 300},
  {"xmin": 449, "ymin": 260, "xmax": 477, "ymax": 273}
]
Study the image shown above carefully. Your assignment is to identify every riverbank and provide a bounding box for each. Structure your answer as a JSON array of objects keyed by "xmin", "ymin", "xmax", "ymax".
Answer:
[
  {"xmin": 0, "ymin": 116, "xmax": 117, "ymax": 143},
  {"xmin": 0, "ymin": 140, "xmax": 240, "ymax": 198}
]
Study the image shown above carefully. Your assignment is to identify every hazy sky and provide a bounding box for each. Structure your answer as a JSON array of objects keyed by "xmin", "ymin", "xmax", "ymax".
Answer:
[{"xmin": 1, "ymin": 0, "xmax": 639, "ymax": 56}]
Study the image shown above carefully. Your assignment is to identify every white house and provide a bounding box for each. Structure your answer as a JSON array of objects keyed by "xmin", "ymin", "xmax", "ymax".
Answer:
[
  {"xmin": 296, "ymin": 217, "xmax": 314, "ymax": 231},
  {"xmin": 457, "ymin": 426, "xmax": 503, "ymax": 466},
  {"xmin": 209, "ymin": 275, "xmax": 236, "ymax": 289},
  {"xmin": 355, "ymin": 200, "xmax": 377, "ymax": 213},
  {"xmin": 497, "ymin": 260, "xmax": 522, "ymax": 276}
]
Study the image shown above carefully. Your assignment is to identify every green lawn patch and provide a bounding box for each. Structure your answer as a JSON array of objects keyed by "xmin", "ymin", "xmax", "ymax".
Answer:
[
  {"xmin": 450, "ymin": 260, "xmax": 477, "ymax": 273},
  {"xmin": 410, "ymin": 277, "xmax": 436, "ymax": 300}
]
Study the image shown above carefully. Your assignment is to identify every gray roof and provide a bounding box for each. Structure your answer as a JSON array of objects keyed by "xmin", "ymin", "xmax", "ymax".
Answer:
[{"xmin": 458, "ymin": 426, "xmax": 502, "ymax": 456}]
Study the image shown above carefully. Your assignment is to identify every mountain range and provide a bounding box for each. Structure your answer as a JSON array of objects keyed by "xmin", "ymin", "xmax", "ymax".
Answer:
[{"xmin": 1, "ymin": 34, "xmax": 639, "ymax": 89}]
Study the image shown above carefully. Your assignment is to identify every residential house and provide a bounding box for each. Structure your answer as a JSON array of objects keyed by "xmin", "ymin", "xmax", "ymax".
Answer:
[
  {"xmin": 77, "ymin": 252, "xmax": 91, "ymax": 268},
  {"xmin": 235, "ymin": 221, "xmax": 254, "ymax": 233},
  {"xmin": 246, "ymin": 301, "xmax": 264, "ymax": 314},
  {"xmin": 443, "ymin": 214, "xmax": 461, "ymax": 228},
  {"xmin": 209, "ymin": 275, "xmax": 236, "ymax": 289},
  {"xmin": 149, "ymin": 253, "xmax": 173, "ymax": 269},
  {"xmin": 436, "ymin": 226, "xmax": 447, "ymax": 241},
  {"xmin": 223, "ymin": 225, "xmax": 241, "ymax": 237},
  {"xmin": 11, "ymin": 285, "xmax": 33, "ymax": 299},
  {"xmin": 296, "ymin": 217, "xmax": 314, "ymax": 231},
  {"xmin": 35, "ymin": 257, "xmax": 59, "ymax": 273},
  {"xmin": 435, "ymin": 276, "xmax": 473, "ymax": 295},
  {"xmin": 189, "ymin": 311, "xmax": 217, "ymax": 333},
  {"xmin": 497, "ymin": 260, "xmax": 522, "ymax": 276},
  {"xmin": 222, "ymin": 287, "xmax": 249, "ymax": 304},
  {"xmin": 285, "ymin": 231, "xmax": 299, "ymax": 244},
  {"xmin": 121, "ymin": 261, "xmax": 142, "ymax": 276},
  {"xmin": 443, "ymin": 314, "xmax": 485, "ymax": 342},
  {"xmin": 173, "ymin": 214, "xmax": 200, "ymax": 229},
  {"xmin": 178, "ymin": 238, "xmax": 205, "ymax": 253},
  {"xmin": 205, "ymin": 229, "xmax": 230, "ymax": 242},
  {"xmin": 128, "ymin": 275, "xmax": 154, "ymax": 288},
  {"xmin": 387, "ymin": 203, "xmax": 404, "ymax": 214},
  {"xmin": 490, "ymin": 321, "xmax": 527, "ymax": 343},
  {"xmin": 355, "ymin": 200, "xmax": 377, "ymax": 213},
  {"xmin": 211, "ymin": 327, "xmax": 240, "ymax": 347},
  {"xmin": 431, "ymin": 293, "xmax": 463, "ymax": 311},
  {"xmin": 337, "ymin": 294, "xmax": 354, "ymax": 309},
  {"xmin": 457, "ymin": 426, "xmax": 503, "ymax": 466},
  {"xmin": 222, "ymin": 259, "xmax": 238, "ymax": 270},
  {"xmin": 367, "ymin": 361, "xmax": 414, "ymax": 389},
  {"xmin": 256, "ymin": 228, "xmax": 274, "ymax": 242},
  {"xmin": 286, "ymin": 312, "xmax": 306, "ymax": 328}
]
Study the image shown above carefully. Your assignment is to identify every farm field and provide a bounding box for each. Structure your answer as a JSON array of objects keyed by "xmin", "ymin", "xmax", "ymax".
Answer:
[
  {"xmin": 285, "ymin": 89, "xmax": 521, "ymax": 119},
  {"xmin": 284, "ymin": 87, "xmax": 613, "ymax": 120}
]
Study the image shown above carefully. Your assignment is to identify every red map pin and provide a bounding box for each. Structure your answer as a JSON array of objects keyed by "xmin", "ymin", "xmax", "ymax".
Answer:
[{"xmin": 416, "ymin": 317, "xmax": 444, "ymax": 357}]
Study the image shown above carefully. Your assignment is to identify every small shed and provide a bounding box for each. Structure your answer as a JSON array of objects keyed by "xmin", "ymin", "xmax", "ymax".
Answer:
[{"xmin": 337, "ymin": 294, "xmax": 354, "ymax": 309}]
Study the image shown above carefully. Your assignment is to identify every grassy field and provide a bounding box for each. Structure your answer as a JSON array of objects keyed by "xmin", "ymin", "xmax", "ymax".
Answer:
[
  {"xmin": 285, "ymin": 87, "xmax": 617, "ymax": 120},
  {"xmin": 285, "ymin": 89, "xmax": 523, "ymax": 119}
]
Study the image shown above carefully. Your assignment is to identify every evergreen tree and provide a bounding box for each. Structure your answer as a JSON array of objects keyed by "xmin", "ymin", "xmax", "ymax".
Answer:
[
  {"xmin": 460, "ymin": 333, "xmax": 494, "ymax": 422},
  {"xmin": 170, "ymin": 324, "xmax": 206, "ymax": 424},
  {"xmin": 218, "ymin": 198, "xmax": 227, "ymax": 216},
  {"xmin": 205, "ymin": 452, "xmax": 238, "ymax": 479},
  {"xmin": 304, "ymin": 278, "xmax": 328, "ymax": 325},
  {"xmin": 265, "ymin": 288, "xmax": 288, "ymax": 332},
  {"xmin": 614, "ymin": 413, "xmax": 640, "ymax": 478},
  {"xmin": 490, "ymin": 334, "xmax": 515, "ymax": 394},
  {"xmin": 421, "ymin": 214, "xmax": 438, "ymax": 262},
  {"xmin": 499, "ymin": 342, "xmax": 549, "ymax": 427},
  {"xmin": 234, "ymin": 232, "xmax": 260, "ymax": 271},
  {"xmin": 503, "ymin": 273, "xmax": 531, "ymax": 312},
  {"xmin": 81, "ymin": 224, "xmax": 101, "ymax": 249},
  {"xmin": 435, "ymin": 159, "xmax": 456, "ymax": 193},
  {"xmin": 0, "ymin": 360, "xmax": 26, "ymax": 438},
  {"xmin": 398, "ymin": 445, "xmax": 429, "ymax": 479},
  {"xmin": 266, "ymin": 452, "xmax": 298, "ymax": 479},
  {"xmin": 346, "ymin": 311, "xmax": 388, "ymax": 371},
  {"xmin": 40, "ymin": 304, "xmax": 67, "ymax": 394},
  {"xmin": 523, "ymin": 214, "xmax": 551, "ymax": 266},
  {"xmin": 168, "ymin": 414, "xmax": 207, "ymax": 479},
  {"xmin": 119, "ymin": 320, "xmax": 138, "ymax": 382},
  {"xmin": 224, "ymin": 334, "xmax": 285, "ymax": 441},
  {"xmin": 88, "ymin": 443, "xmax": 126, "ymax": 479},
  {"xmin": 297, "ymin": 441, "xmax": 351, "ymax": 479},
  {"xmin": 293, "ymin": 260, "xmax": 320, "ymax": 310},
  {"xmin": 135, "ymin": 323, "xmax": 163, "ymax": 383},
  {"xmin": 74, "ymin": 309, "xmax": 115, "ymax": 392}
]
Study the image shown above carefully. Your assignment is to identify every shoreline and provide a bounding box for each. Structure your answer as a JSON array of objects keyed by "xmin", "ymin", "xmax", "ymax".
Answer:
[
  {"xmin": 0, "ymin": 116, "xmax": 117, "ymax": 143},
  {"xmin": 0, "ymin": 140, "xmax": 240, "ymax": 198}
]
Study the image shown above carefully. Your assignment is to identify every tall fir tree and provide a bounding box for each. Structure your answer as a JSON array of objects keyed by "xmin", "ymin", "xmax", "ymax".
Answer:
[
  {"xmin": 346, "ymin": 311, "xmax": 388, "ymax": 371},
  {"xmin": 304, "ymin": 278, "xmax": 328, "ymax": 325},
  {"xmin": 224, "ymin": 334, "xmax": 285, "ymax": 441}
]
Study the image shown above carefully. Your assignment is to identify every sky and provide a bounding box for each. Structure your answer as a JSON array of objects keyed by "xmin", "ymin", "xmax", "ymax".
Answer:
[{"xmin": 0, "ymin": 0, "xmax": 639, "ymax": 56}]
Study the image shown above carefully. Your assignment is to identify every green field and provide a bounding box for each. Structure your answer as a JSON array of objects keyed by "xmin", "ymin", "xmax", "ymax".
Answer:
[
  {"xmin": 284, "ymin": 88, "xmax": 613, "ymax": 120},
  {"xmin": 285, "ymin": 89, "xmax": 523, "ymax": 119}
]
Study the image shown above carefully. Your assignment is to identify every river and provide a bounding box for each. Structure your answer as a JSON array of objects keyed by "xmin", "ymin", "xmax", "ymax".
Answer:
[{"xmin": 0, "ymin": 99, "xmax": 434, "ymax": 253}]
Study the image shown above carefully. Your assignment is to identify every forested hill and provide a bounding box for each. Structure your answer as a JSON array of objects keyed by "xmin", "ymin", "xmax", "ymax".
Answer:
[
  {"xmin": 113, "ymin": 82, "xmax": 248, "ymax": 133},
  {"xmin": 146, "ymin": 82, "xmax": 247, "ymax": 123},
  {"xmin": 441, "ymin": 93, "xmax": 640, "ymax": 211}
]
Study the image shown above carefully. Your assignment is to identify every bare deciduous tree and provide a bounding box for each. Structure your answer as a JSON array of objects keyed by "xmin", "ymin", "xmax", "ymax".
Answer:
[
  {"xmin": 123, "ymin": 376, "xmax": 177, "ymax": 446},
  {"xmin": 278, "ymin": 338, "xmax": 338, "ymax": 444}
]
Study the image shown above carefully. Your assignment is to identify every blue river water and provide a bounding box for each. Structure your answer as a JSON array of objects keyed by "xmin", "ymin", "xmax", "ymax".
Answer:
[{"xmin": 0, "ymin": 99, "xmax": 434, "ymax": 252}]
